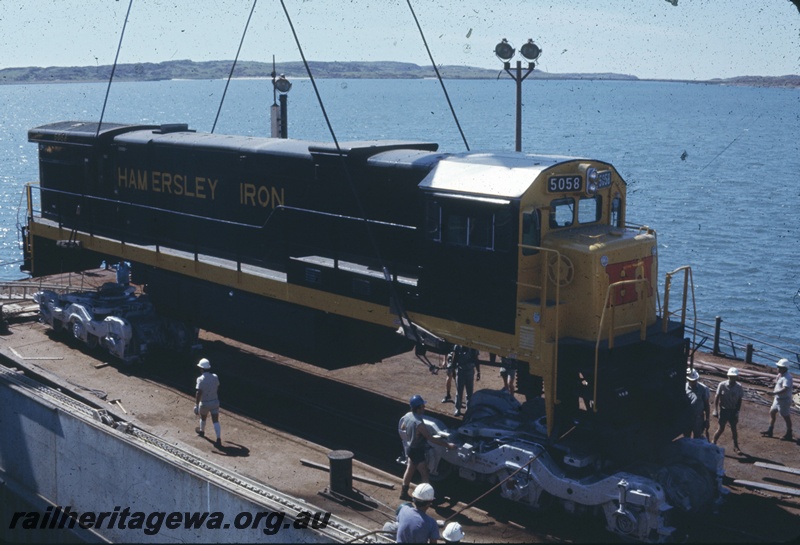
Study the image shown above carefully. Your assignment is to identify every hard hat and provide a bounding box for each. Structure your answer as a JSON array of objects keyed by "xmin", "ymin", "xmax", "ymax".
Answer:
[
  {"xmin": 777, "ymin": 358, "xmax": 789, "ymax": 369},
  {"xmin": 686, "ymin": 368, "xmax": 699, "ymax": 381},
  {"xmin": 412, "ymin": 483, "xmax": 435, "ymax": 502},
  {"xmin": 727, "ymin": 367, "xmax": 739, "ymax": 377},
  {"xmin": 442, "ymin": 522, "xmax": 464, "ymax": 542},
  {"xmin": 197, "ymin": 358, "xmax": 211, "ymax": 369},
  {"xmin": 409, "ymin": 394, "xmax": 426, "ymax": 409}
]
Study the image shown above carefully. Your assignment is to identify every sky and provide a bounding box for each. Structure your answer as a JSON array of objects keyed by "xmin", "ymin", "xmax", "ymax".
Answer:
[{"xmin": 1, "ymin": 0, "xmax": 798, "ymax": 81}]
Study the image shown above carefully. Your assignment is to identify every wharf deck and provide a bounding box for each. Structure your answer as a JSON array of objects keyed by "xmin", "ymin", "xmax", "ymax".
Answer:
[{"xmin": 1, "ymin": 269, "xmax": 799, "ymax": 543}]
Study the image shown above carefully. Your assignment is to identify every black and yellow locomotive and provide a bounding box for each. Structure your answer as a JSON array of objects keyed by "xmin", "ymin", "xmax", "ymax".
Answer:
[{"xmin": 24, "ymin": 120, "xmax": 694, "ymax": 454}]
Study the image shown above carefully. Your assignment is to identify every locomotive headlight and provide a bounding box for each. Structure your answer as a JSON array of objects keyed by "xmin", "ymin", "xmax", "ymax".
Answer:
[{"xmin": 586, "ymin": 167, "xmax": 598, "ymax": 195}]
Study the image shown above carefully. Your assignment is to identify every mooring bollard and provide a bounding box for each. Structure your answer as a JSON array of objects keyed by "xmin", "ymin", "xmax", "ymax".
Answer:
[
  {"xmin": 745, "ymin": 343, "xmax": 754, "ymax": 364},
  {"xmin": 328, "ymin": 450, "xmax": 354, "ymax": 496}
]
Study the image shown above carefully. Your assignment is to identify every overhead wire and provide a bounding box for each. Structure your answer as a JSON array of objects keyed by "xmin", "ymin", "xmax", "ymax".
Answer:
[{"xmin": 212, "ymin": 0, "xmax": 259, "ymax": 134}]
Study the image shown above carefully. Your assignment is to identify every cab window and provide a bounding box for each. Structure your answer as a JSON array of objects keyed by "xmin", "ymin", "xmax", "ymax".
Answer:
[
  {"xmin": 578, "ymin": 196, "xmax": 602, "ymax": 224},
  {"xmin": 611, "ymin": 195, "xmax": 623, "ymax": 227},
  {"xmin": 425, "ymin": 201, "xmax": 442, "ymax": 242},
  {"xmin": 425, "ymin": 200, "xmax": 512, "ymax": 251},
  {"xmin": 522, "ymin": 209, "xmax": 540, "ymax": 255},
  {"xmin": 549, "ymin": 198, "xmax": 574, "ymax": 228}
]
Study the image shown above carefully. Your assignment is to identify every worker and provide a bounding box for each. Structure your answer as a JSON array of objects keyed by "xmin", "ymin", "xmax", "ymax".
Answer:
[
  {"xmin": 441, "ymin": 351, "xmax": 455, "ymax": 404},
  {"xmin": 442, "ymin": 521, "xmax": 465, "ymax": 543},
  {"xmin": 684, "ymin": 368, "xmax": 710, "ymax": 439},
  {"xmin": 712, "ymin": 367, "xmax": 744, "ymax": 454},
  {"xmin": 500, "ymin": 356, "xmax": 518, "ymax": 397},
  {"xmin": 400, "ymin": 395, "xmax": 457, "ymax": 500},
  {"xmin": 452, "ymin": 345, "xmax": 480, "ymax": 417},
  {"xmin": 762, "ymin": 358, "xmax": 794, "ymax": 441},
  {"xmin": 194, "ymin": 358, "xmax": 222, "ymax": 448},
  {"xmin": 396, "ymin": 483, "xmax": 440, "ymax": 543}
]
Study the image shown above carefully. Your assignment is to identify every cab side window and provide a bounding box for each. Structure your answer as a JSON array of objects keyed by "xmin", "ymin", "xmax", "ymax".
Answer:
[
  {"xmin": 425, "ymin": 199, "xmax": 512, "ymax": 251},
  {"xmin": 522, "ymin": 210, "xmax": 540, "ymax": 255},
  {"xmin": 611, "ymin": 195, "xmax": 623, "ymax": 227}
]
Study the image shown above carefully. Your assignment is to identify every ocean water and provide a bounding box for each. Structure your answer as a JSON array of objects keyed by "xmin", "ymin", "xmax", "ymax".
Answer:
[{"xmin": 1, "ymin": 77, "xmax": 798, "ymax": 358}]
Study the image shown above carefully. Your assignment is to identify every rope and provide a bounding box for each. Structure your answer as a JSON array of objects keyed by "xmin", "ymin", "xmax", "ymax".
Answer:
[
  {"xmin": 405, "ymin": 0, "xmax": 470, "ymax": 151},
  {"xmin": 96, "ymin": 0, "xmax": 135, "ymax": 138},
  {"xmin": 211, "ymin": 0, "xmax": 258, "ymax": 134}
]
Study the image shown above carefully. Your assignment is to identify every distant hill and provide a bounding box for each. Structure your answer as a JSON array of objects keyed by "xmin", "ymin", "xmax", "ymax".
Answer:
[
  {"xmin": 0, "ymin": 59, "xmax": 796, "ymax": 87},
  {"xmin": 0, "ymin": 60, "xmax": 633, "ymax": 84}
]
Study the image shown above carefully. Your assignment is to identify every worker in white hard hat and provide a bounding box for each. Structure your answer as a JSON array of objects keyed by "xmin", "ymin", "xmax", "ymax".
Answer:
[
  {"xmin": 684, "ymin": 367, "xmax": 710, "ymax": 440},
  {"xmin": 442, "ymin": 521, "xmax": 465, "ymax": 543},
  {"xmin": 762, "ymin": 358, "xmax": 794, "ymax": 441},
  {"xmin": 194, "ymin": 358, "xmax": 222, "ymax": 448},
  {"xmin": 712, "ymin": 367, "xmax": 744, "ymax": 453},
  {"xmin": 396, "ymin": 483, "xmax": 440, "ymax": 543}
]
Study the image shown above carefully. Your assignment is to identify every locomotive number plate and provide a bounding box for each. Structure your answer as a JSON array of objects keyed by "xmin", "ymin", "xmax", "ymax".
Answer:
[
  {"xmin": 548, "ymin": 175, "xmax": 582, "ymax": 192},
  {"xmin": 597, "ymin": 170, "xmax": 612, "ymax": 188}
]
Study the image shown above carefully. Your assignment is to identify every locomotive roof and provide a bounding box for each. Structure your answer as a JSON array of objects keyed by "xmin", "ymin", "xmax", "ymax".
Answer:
[
  {"xmin": 418, "ymin": 152, "xmax": 580, "ymax": 199},
  {"xmin": 29, "ymin": 121, "xmax": 159, "ymax": 145},
  {"xmin": 114, "ymin": 129, "xmax": 440, "ymax": 161},
  {"xmin": 114, "ymin": 130, "xmax": 326, "ymax": 158}
]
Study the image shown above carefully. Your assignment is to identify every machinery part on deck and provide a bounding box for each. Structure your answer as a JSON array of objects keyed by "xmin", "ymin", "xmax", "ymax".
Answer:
[
  {"xmin": 35, "ymin": 284, "xmax": 197, "ymax": 363},
  {"xmin": 422, "ymin": 390, "xmax": 725, "ymax": 543}
]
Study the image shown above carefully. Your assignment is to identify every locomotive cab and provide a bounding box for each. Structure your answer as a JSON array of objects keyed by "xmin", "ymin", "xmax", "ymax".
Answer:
[{"xmin": 514, "ymin": 160, "xmax": 688, "ymax": 454}]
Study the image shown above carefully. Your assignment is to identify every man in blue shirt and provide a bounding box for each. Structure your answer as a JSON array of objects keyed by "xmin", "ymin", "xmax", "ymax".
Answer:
[{"xmin": 396, "ymin": 483, "xmax": 440, "ymax": 543}]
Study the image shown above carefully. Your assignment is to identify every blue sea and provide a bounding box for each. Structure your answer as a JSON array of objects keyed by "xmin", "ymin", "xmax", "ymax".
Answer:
[{"xmin": 1, "ymin": 77, "xmax": 798, "ymax": 362}]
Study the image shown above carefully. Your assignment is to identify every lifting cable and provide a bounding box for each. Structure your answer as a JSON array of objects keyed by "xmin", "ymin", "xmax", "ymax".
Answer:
[
  {"xmin": 277, "ymin": 0, "xmax": 431, "ymax": 361},
  {"xmin": 405, "ymin": 0, "xmax": 470, "ymax": 151},
  {"xmin": 211, "ymin": 0, "xmax": 259, "ymax": 134},
  {"xmin": 96, "ymin": 0, "xmax": 134, "ymax": 138}
]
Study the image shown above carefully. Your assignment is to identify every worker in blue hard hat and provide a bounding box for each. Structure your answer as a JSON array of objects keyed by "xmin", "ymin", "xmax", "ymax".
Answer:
[{"xmin": 399, "ymin": 395, "xmax": 457, "ymax": 501}]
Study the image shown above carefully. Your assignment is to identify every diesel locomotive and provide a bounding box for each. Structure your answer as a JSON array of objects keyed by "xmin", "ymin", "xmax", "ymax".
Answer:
[{"xmin": 22, "ymin": 121, "xmax": 723, "ymax": 540}]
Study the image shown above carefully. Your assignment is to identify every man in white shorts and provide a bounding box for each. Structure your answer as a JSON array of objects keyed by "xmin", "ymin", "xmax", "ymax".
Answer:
[
  {"xmin": 762, "ymin": 358, "xmax": 794, "ymax": 441},
  {"xmin": 194, "ymin": 358, "xmax": 222, "ymax": 447}
]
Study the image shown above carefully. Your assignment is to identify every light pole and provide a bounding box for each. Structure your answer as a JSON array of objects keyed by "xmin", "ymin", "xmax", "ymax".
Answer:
[
  {"xmin": 494, "ymin": 38, "xmax": 542, "ymax": 152},
  {"xmin": 270, "ymin": 57, "xmax": 292, "ymax": 138}
]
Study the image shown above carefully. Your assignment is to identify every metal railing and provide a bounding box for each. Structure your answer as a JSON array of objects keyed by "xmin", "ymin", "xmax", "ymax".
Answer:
[{"xmin": 691, "ymin": 316, "xmax": 800, "ymax": 369}]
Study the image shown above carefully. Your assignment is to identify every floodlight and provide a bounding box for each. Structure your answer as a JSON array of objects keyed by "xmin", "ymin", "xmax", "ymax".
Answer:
[
  {"xmin": 494, "ymin": 39, "xmax": 516, "ymax": 62},
  {"xmin": 520, "ymin": 40, "xmax": 541, "ymax": 62},
  {"xmin": 274, "ymin": 75, "xmax": 292, "ymax": 93}
]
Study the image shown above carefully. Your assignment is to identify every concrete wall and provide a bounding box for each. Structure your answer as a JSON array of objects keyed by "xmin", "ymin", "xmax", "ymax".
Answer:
[{"xmin": 0, "ymin": 367, "xmax": 364, "ymax": 543}]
